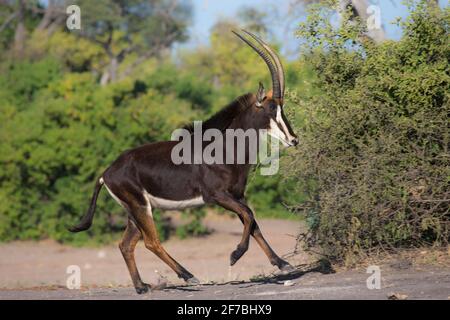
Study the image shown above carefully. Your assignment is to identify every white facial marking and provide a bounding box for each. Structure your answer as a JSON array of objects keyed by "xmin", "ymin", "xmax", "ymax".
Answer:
[
  {"xmin": 268, "ymin": 118, "xmax": 290, "ymax": 146},
  {"xmin": 143, "ymin": 190, "xmax": 204, "ymax": 210},
  {"xmin": 268, "ymin": 105, "xmax": 295, "ymax": 146},
  {"xmin": 276, "ymin": 105, "xmax": 296, "ymax": 143}
]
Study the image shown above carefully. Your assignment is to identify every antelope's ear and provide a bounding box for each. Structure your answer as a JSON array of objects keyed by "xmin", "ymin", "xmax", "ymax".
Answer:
[{"xmin": 256, "ymin": 82, "xmax": 265, "ymax": 106}]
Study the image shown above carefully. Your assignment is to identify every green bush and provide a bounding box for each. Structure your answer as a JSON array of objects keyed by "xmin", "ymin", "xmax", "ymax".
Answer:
[
  {"xmin": 0, "ymin": 60, "xmax": 203, "ymax": 244},
  {"xmin": 290, "ymin": 1, "xmax": 449, "ymax": 264},
  {"xmin": 175, "ymin": 208, "xmax": 209, "ymax": 239}
]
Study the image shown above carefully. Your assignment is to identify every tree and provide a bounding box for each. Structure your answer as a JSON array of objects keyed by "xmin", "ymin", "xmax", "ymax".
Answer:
[
  {"xmin": 339, "ymin": 0, "xmax": 385, "ymax": 43},
  {"xmin": 0, "ymin": 0, "xmax": 68, "ymax": 57},
  {"xmin": 289, "ymin": 0, "xmax": 386, "ymax": 43},
  {"xmin": 74, "ymin": 0, "xmax": 192, "ymax": 84},
  {"xmin": 237, "ymin": 6, "xmax": 269, "ymax": 35}
]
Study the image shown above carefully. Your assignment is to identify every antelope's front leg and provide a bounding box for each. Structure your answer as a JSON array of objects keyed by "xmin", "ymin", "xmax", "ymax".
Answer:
[
  {"xmin": 212, "ymin": 193, "xmax": 254, "ymax": 265},
  {"xmin": 237, "ymin": 199, "xmax": 295, "ymax": 273}
]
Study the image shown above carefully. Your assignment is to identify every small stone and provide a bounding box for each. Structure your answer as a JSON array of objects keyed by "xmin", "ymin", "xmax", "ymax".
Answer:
[
  {"xmin": 388, "ymin": 293, "xmax": 408, "ymax": 300},
  {"xmin": 151, "ymin": 280, "xmax": 167, "ymax": 291},
  {"xmin": 284, "ymin": 280, "xmax": 295, "ymax": 287}
]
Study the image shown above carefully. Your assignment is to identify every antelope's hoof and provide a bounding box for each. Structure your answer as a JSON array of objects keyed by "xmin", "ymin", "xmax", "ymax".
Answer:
[
  {"xmin": 135, "ymin": 283, "xmax": 151, "ymax": 294},
  {"xmin": 279, "ymin": 263, "xmax": 296, "ymax": 274},
  {"xmin": 230, "ymin": 249, "xmax": 244, "ymax": 266},
  {"xmin": 186, "ymin": 276, "xmax": 200, "ymax": 285}
]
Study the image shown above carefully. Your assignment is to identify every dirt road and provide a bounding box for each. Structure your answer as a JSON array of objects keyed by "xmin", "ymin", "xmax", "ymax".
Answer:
[
  {"xmin": 1, "ymin": 265, "xmax": 449, "ymax": 300},
  {"xmin": 0, "ymin": 214, "xmax": 449, "ymax": 300}
]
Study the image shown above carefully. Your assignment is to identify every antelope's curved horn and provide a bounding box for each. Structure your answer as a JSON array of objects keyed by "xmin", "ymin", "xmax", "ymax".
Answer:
[
  {"xmin": 232, "ymin": 30, "xmax": 281, "ymax": 100},
  {"xmin": 241, "ymin": 29, "xmax": 285, "ymax": 98}
]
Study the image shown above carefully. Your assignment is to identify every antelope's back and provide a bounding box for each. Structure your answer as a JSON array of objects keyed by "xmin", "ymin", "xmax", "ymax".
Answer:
[{"xmin": 104, "ymin": 140, "xmax": 203, "ymax": 201}]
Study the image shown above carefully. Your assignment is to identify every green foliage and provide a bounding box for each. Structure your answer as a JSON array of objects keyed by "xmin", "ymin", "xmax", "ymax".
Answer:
[
  {"xmin": 175, "ymin": 208, "xmax": 209, "ymax": 239},
  {"xmin": 0, "ymin": 58, "xmax": 203, "ymax": 244},
  {"xmin": 291, "ymin": 1, "xmax": 449, "ymax": 264},
  {"xmin": 145, "ymin": 64, "xmax": 213, "ymax": 111},
  {"xmin": 246, "ymin": 160, "xmax": 302, "ymax": 220},
  {"xmin": 152, "ymin": 210, "xmax": 171, "ymax": 242},
  {"xmin": 0, "ymin": 58, "xmax": 62, "ymax": 106}
]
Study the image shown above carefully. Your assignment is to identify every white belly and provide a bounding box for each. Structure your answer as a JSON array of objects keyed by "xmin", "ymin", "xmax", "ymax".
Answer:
[{"xmin": 144, "ymin": 190, "xmax": 205, "ymax": 210}]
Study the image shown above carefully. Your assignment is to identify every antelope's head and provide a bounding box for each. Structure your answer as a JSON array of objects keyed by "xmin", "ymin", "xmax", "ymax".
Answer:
[{"xmin": 233, "ymin": 29, "xmax": 298, "ymax": 147}]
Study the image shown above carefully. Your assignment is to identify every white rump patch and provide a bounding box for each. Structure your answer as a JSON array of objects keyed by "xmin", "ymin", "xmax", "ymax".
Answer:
[{"xmin": 103, "ymin": 182, "xmax": 126, "ymax": 208}]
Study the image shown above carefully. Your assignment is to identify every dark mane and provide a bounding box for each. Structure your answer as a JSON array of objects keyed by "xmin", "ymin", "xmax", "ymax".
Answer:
[{"xmin": 183, "ymin": 93, "xmax": 254, "ymax": 133}]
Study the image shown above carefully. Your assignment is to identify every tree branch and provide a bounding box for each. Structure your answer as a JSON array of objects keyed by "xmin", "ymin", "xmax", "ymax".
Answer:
[
  {"xmin": 0, "ymin": 12, "xmax": 16, "ymax": 33},
  {"xmin": 118, "ymin": 30, "xmax": 179, "ymax": 80}
]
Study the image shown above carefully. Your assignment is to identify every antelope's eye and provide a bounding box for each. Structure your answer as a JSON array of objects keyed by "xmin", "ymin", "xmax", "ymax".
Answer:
[{"xmin": 269, "ymin": 103, "xmax": 277, "ymax": 111}]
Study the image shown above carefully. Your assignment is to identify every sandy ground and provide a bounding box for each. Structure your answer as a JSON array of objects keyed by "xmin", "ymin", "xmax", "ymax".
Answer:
[
  {"xmin": 1, "ymin": 214, "xmax": 449, "ymax": 300},
  {"xmin": 0, "ymin": 214, "xmax": 306, "ymax": 289}
]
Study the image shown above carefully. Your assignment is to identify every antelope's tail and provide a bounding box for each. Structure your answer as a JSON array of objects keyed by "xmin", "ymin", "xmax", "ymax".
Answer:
[{"xmin": 68, "ymin": 177, "xmax": 104, "ymax": 233}]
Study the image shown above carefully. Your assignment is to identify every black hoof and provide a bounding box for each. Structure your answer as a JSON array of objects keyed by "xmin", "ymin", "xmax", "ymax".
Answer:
[
  {"xmin": 185, "ymin": 276, "xmax": 200, "ymax": 285},
  {"xmin": 135, "ymin": 283, "xmax": 150, "ymax": 294},
  {"xmin": 279, "ymin": 263, "xmax": 296, "ymax": 274},
  {"xmin": 230, "ymin": 248, "xmax": 245, "ymax": 266}
]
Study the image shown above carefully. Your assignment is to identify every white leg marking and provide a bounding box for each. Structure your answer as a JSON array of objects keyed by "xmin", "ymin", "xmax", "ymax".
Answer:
[
  {"xmin": 146, "ymin": 204, "xmax": 153, "ymax": 219},
  {"xmin": 142, "ymin": 190, "xmax": 153, "ymax": 218}
]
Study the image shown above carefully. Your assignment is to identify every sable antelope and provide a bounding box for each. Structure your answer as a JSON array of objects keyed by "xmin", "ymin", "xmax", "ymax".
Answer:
[{"xmin": 69, "ymin": 30, "xmax": 298, "ymax": 294}]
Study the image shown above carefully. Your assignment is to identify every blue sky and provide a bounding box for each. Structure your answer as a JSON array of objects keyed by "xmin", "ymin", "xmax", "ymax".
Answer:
[
  {"xmin": 185, "ymin": 0, "xmax": 449, "ymax": 56},
  {"xmin": 39, "ymin": 0, "xmax": 449, "ymax": 57}
]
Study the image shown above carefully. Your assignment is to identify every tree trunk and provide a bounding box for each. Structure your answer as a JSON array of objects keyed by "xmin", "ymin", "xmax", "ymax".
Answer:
[
  {"xmin": 100, "ymin": 70, "xmax": 110, "ymax": 86},
  {"xmin": 100, "ymin": 56, "xmax": 119, "ymax": 86},
  {"xmin": 13, "ymin": 0, "xmax": 26, "ymax": 58},
  {"xmin": 109, "ymin": 56, "xmax": 118, "ymax": 83},
  {"xmin": 36, "ymin": 0, "xmax": 55, "ymax": 30},
  {"xmin": 36, "ymin": 0, "xmax": 66, "ymax": 36},
  {"xmin": 339, "ymin": 0, "xmax": 386, "ymax": 44}
]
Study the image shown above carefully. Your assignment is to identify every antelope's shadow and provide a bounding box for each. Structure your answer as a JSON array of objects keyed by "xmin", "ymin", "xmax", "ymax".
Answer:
[{"xmin": 161, "ymin": 260, "xmax": 334, "ymax": 292}]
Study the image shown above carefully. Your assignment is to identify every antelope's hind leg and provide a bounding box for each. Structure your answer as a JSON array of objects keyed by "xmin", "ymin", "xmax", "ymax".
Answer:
[
  {"xmin": 130, "ymin": 202, "xmax": 199, "ymax": 285},
  {"xmin": 119, "ymin": 219, "xmax": 151, "ymax": 294}
]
